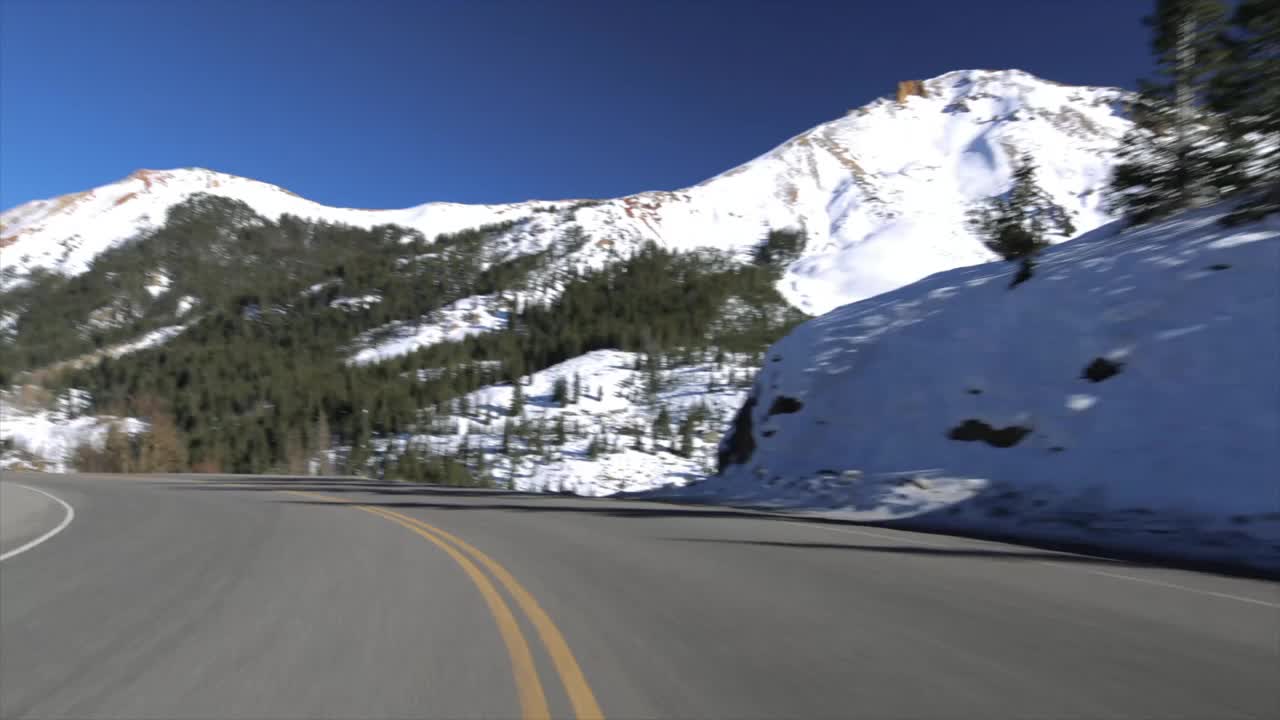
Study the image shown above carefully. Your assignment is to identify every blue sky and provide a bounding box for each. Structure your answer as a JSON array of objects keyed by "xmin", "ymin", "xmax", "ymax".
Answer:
[{"xmin": 1, "ymin": 0, "xmax": 1151, "ymax": 210}]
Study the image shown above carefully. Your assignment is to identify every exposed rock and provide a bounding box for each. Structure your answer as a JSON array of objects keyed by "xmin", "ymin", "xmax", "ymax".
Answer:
[
  {"xmin": 896, "ymin": 79, "xmax": 928, "ymax": 103},
  {"xmin": 766, "ymin": 395, "xmax": 804, "ymax": 416},
  {"xmin": 946, "ymin": 419, "xmax": 1032, "ymax": 448},
  {"xmin": 1081, "ymin": 357, "xmax": 1123, "ymax": 383}
]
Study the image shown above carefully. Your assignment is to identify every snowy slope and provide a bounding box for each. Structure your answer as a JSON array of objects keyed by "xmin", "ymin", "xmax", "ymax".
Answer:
[
  {"xmin": 650, "ymin": 204, "xmax": 1280, "ymax": 568},
  {"xmin": 0, "ymin": 168, "xmax": 557, "ymax": 289},
  {"xmin": 0, "ymin": 390, "xmax": 146, "ymax": 472},
  {"xmin": 362, "ymin": 349, "xmax": 758, "ymax": 495},
  {"xmin": 3, "ymin": 70, "xmax": 1130, "ymax": 323}
]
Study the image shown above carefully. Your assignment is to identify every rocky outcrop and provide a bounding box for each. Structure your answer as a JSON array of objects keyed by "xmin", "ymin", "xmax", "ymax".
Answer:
[{"xmin": 896, "ymin": 80, "xmax": 928, "ymax": 103}]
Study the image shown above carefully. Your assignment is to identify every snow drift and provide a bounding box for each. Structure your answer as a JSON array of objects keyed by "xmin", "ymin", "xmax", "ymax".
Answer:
[{"xmin": 652, "ymin": 204, "xmax": 1280, "ymax": 570}]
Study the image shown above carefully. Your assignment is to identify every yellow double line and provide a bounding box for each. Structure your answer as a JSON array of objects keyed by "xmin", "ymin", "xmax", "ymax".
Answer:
[{"xmin": 284, "ymin": 490, "xmax": 604, "ymax": 720}]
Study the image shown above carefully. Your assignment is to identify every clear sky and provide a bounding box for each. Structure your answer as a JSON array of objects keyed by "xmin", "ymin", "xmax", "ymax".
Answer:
[{"xmin": 1, "ymin": 0, "xmax": 1152, "ymax": 210}]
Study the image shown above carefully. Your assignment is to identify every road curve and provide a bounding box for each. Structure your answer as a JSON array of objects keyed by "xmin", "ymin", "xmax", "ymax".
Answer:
[
  {"xmin": 1, "ymin": 472, "xmax": 1277, "ymax": 719},
  {"xmin": 0, "ymin": 481, "xmax": 75, "ymax": 561}
]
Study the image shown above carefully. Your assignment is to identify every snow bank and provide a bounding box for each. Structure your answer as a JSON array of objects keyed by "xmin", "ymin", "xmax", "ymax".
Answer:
[
  {"xmin": 651, "ymin": 205, "xmax": 1280, "ymax": 570},
  {"xmin": 0, "ymin": 390, "xmax": 146, "ymax": 472}
]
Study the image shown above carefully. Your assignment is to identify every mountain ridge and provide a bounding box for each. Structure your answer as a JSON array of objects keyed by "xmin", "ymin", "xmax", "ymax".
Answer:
[{"xmin": 2, "ymin": 68, "xmax": 1132, "ymax": 316}]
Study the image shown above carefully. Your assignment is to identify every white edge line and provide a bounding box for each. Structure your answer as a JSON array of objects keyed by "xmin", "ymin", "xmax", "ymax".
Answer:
[
  {"xmin": 1066, "ymin": 568, "xmax": 1280, "ymax": 609},
  {"xmin": 0, "ymin": 484, "xmax": 76, "ymax": 562},
  {"xmin": 790, "ymin": 520, "xmax": 1280, "ymax": 609}
]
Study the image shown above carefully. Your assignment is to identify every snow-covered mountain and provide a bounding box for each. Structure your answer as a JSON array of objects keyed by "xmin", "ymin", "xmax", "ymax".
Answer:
[
  {"xmin": 652, "ymin": 204, "xmax": 1280, "ymax": 570},
  {"xmin": 3, "ymin": 69, "xmax": 1130, "ymax": 317}
]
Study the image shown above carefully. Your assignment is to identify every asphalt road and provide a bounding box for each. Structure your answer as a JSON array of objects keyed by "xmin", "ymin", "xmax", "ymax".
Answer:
[{"xmin": 1, "ymin": 473, "xmax": 1277, "ymax": 719}]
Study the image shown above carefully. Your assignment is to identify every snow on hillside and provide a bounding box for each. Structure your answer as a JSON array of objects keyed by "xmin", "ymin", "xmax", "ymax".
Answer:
[
  {"xmin": 3, "ymin": 70, "xmax": 1130, "ymax": 330},
  {"xmin": 0, "ymin": 389, "xmax": 146, "ymax": 472},
  {"xmin": 657, "ymin": 69, "xmax": 1130, "ymax": 314},
  {"xmin": 649, "ymin": 204, "xmax": 1280, "ymax": 570},
  {"xmin": 363, "ymin": 350, "xmax": 758, "ymax": 495},
  {"xmin": 349, "ymin": 292, "xmax": 513, "ymax": 365},
  {"xmin": 0, "ymin": 168, "xmax": 560, "ymax": 289},
  {"xmin": 104, "ymin": 324, "xmax": 188, "ymax": 358}
]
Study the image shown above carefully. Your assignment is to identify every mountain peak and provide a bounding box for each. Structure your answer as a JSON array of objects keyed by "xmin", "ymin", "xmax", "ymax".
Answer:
[{"xmin": 4, "ymin": 69, "xmax": 1132, "ymax": 313}]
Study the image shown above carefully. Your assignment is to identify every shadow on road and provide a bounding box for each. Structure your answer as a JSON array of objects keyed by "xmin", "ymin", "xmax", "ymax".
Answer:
[{"xmin": 161, "ymin": 476, "xmax": 1280, "ymax": 580}]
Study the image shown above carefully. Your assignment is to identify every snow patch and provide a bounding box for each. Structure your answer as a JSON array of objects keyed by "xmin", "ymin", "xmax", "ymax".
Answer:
[
  {"xmin": 329, "ymin": 294, "xmax": 382, "ymax": 310},
  {"xmin": 0, "ymin": 390, "xmax": 146, "ymax": 472}
]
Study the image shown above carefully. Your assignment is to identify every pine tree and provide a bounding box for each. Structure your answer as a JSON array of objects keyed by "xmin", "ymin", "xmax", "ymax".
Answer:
[
  {"xmin": 347, "ymin": 411, "xmax": 371, "ymax": 476},
  {"xmin": 1211, "ymin": 0, "xmax": 1280, "ymax": 220},
  {"xmin": 509, "ymin": 379, "xmax": 525, "ymax": 417},
  {"xmin": 314, "ymin": 413, "xmax": 333, "ymax": 475},
  {"xmin": 644, "ymin": 350, "xmax": 663, "ymax": 401},
  {"xmin": 678, "ymin": 415, "xmax": 695, "ymax": 458},
  {"xmin": 652, "ymin": 405, "xmax": 671, "ymax": 448},
  {"xmin": 1110, "ymin": 0, "xmax": 1234, "ymax": 223},
  {"xmin": 554, "ymin": 415, "xmax": 567, "ymax": 445},
  {"xmin": 572, "ymin": 372, "xmax": 582, "ymax": 403},
  {"xmin": 552, "ymin": 376, "xmax": 570, "ymax": 407},
  {"xmin": 967, "ymin": 154, "xmax": 1075, "ymax": 287},
  {"xmin": 501, "ymin": 419, "xmax": 514, "ymax": 456}
]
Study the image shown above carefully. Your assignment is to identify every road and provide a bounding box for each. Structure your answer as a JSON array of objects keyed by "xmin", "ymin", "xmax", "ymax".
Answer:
[{"xmin": 1, "ymin": 473, "xmax": 1277, "ymax": 719}]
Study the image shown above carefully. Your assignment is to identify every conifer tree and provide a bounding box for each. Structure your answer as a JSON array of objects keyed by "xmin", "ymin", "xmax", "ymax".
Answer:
[
  {"xmin": 1210, "ymin": 0, "xmax": 1280, "ymax": 219},
  {"xmin": 678, "ymin": 415, "xmax": 695, "ymax": 458},
  {"xmin": 509, "ymin": 379, "xmax": 525, "ymax": 417},
  {"xmin": 552, "ymin": 376, "xmax": 570, "ymax": 407},
  {"xmin": 1110, "ymin": 0, "xmax": 1234, "ymax": 222},
  {"xmin": 314, "ymin": 414, "xmax": 333, "ymax": 475},
  {"xmin": 652, "ymin": 405, "xmax": 672, "ymax": 448},
  {"xmin": 968, "ymin": 154, "xmax": 1075, "ymax": 287},
  {"xmin": 501, "ymin": 419, "xmax": 513, "ymax": 456}
]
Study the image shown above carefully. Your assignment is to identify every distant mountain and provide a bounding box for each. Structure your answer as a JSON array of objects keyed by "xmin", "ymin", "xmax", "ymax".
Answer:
[
  {"xmin": 0, "ymin": 68, "xmax": 1137, "ymax": 486},
  {"xmin": 2, "ymin": 69, "xmax": 1129, "ymax": 315}
]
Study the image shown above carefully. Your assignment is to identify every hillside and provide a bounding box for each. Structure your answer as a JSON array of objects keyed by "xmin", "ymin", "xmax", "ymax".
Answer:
[
  {"xmin": 1, "ymin": 68, "xmax": 1136, "ymax": 484},
  {"xmin": 650, "ymin": 204, "xmax": 1280, "ymax": 570}
]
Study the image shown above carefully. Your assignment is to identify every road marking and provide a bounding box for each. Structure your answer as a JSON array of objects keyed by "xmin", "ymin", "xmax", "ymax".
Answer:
[
  {"xmin": 282, "ymin": 491, "xmax": 556, "ymax": 720},
  {"xmin": 790, "ymin": 520, "xmax": 1280, "ymax": 609},
  {"xmin": 376, "ymin": 506, "xmax": 606, "ymax": 720},
  {"xmin": 359, "ymin": 506, "xmax": 553, "ymax": 719},
  {"xmin": 1067, "ymin": 568, "xmax": 1280, "ymax": 609},
  {"xmin": 284, "ymin": 489, "xmax": 605, "ymax": 719},
  {"xmin": 0, "ymin": 484, "xmax": 76, "ymax": 563}
]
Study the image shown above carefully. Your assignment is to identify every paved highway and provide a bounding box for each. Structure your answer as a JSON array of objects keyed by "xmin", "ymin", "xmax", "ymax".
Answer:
[{"xmin": 2, "ymin": 473, "xmax": 1277, "ymax": 719}]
